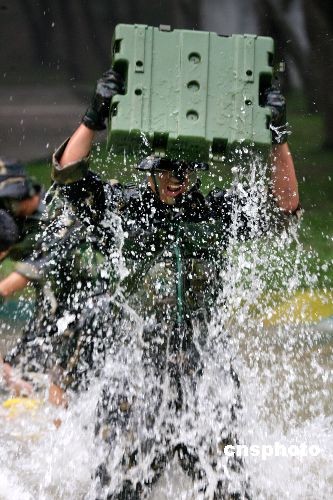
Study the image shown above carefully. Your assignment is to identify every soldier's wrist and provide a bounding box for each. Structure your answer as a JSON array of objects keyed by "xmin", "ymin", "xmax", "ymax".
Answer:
[
  {"xmin": 271, "ymin": 125, "xmax": 289, "ymax": 145},
  {"xmin": 81, "ymin": 109, "xmax": 106, "ymax": 131}
]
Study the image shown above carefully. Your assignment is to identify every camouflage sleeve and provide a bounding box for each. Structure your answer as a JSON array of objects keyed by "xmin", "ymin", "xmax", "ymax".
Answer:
[
  {"xmin": 7, "ymin": 219, "xmax": 41, "ymax": 262},
  {"xmin": 14, "ymin": 260, "xmax": 44, "ymax": 281},
  {"xmin": 52, "ymin": 138, "xmax": 90, "ymax": 185},
  {"xmin": 15, "ymin": 214, "xmax": 84, "ymax": 277},
  {"xmin": 11, "ymin": 195, "xmax": 65, "ymax": 280},
  {"xmin": 13, "ymin": 204, "xmax": 73, "ymax": 282}
]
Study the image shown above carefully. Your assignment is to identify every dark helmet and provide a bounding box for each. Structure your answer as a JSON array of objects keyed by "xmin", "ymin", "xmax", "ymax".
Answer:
[
  {"xmin": 0, "ymin": 209, "xmax": 20, "ymax": 252},
  {"xmin": 0, "ymin": 157, "xmax": 38, "ymax": 200},
  {"xmin": 137, "ymin": 156, "xmax": 209, "ymax": 183}
]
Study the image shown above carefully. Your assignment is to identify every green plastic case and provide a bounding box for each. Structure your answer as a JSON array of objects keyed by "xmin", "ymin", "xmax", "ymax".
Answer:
[{"xmin": 108, "ymin": 24, "xmax": 274, "ymax": 163}]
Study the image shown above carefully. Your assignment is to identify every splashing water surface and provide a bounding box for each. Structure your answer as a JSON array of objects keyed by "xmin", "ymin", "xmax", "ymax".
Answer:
[{"xmin": 0, "ymin": 151, "xmax": 332, "ymax": 500}]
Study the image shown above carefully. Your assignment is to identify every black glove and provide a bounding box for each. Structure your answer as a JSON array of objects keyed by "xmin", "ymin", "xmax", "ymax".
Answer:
[
  {"xmin": 82, "ymin": 69, "xmax": 125, "ymax": 131},
  {"xmin": 265, "ymin": 87, "xmax": 289, "ymax": 144}
]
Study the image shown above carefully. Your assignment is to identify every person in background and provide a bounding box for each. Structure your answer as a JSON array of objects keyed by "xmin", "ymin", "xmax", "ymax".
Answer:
[
  {"xmin": 0, "ymin": 158, "xmax": 45, "ymax": 300},
  {"xmin": 0, "ymin": 208, "xmax": 33, "ymax": 395},
  {"xmin": 0, "ymin": 162, "xmax": 44, "ymax": 396},
  {"xmin": 0, "ymin": 160, "xmax": 108, "ymax": 403}
]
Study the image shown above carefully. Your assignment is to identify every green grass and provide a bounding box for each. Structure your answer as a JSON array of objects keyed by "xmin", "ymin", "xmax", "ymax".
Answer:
[{"xmin": 26, "ymin": 158, "xmax": 53, "ymax": 190}]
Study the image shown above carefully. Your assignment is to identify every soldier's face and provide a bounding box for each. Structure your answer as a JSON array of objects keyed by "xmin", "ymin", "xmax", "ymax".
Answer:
[
  {"xmin": 1, "ymin": 194, "xmax": 40, "ymax": 216},
  {"xmin": 148, "ymin": 170, "xmax": 190, "ymax": 205}
]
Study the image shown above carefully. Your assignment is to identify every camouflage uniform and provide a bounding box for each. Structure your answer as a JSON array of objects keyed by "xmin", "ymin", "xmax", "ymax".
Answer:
[
  {"xmin": 0, "ymin": 158, "xmax": 45, "ymax": 264},
  {"xmin": 4, "ymin": 185, "xmax": 109, "ymax": 389},
  {"xmin": 50, "ymin": 138, "xmax": 284, "ymax": 499},
  {"xmin": 0, "ymin": 161, "xmax": 47, "ymax": 370}
]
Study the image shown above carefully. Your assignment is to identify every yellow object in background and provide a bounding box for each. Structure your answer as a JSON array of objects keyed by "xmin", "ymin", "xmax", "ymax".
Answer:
[
  {"xmin": 2, "ymin": 397, "xmax": 42, "ymax": 418},
  {"xmin": 263, "ymin": 290, "xmax": 333, "ymax": 326}
]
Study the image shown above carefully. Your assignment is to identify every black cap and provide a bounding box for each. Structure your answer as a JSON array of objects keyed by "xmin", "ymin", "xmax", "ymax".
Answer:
[
  {"xmin": 137, "ymin": 156, "xmax": 209, "ymax": 172},
  {"xmin": 0, "ymin": 209, "xmax": 20, "ymax": 252},
  {"xmin": 0, "ymin": 157, "xmax": 33, "ymax": 200}
]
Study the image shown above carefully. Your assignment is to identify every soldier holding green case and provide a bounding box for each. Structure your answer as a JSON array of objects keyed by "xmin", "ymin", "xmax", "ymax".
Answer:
[{"xmin": 50, "ymin": 68, "xmax": 299, "ymax": 498}]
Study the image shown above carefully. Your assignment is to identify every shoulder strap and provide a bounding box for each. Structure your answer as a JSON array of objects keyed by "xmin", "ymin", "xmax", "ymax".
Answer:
[{"xmin": 122, "ymin": 182, "xmax": 142, "ymax": 204}]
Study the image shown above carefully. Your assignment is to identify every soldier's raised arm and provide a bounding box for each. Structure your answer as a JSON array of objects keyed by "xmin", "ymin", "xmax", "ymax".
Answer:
[
  {"xmin": 55, "ymin": 69, "xmax": 124, "ymax": 170},
  {"xmin": 270, "ymin": 142, "xmax": 299, "ymax": 213},
  {"xmin": 265, "ymin": 87, "xmax": 299, "ymax": 214}
]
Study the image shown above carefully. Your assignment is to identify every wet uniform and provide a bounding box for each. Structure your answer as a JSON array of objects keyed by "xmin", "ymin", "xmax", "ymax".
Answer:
[
  {"xmin": 51, "ymin": 141, "xmax": 282, "ymax": 499},
  {"xmin": 4, "ymin": 188, "xmax": 108, "ymax": 389}
]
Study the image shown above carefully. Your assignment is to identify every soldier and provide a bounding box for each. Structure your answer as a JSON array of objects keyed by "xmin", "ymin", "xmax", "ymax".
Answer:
[
  {"xmin": 0, "ymin": 158, "xmax": 45, "ymax": 300},
  {"xmin": 0, "ymin": 161, "xmax": 46, "ymax": 395},
  {"xmin": 0, "ymin": 210, "xmax": 33, "ymax": 395},
  {"xmin": 0, "ymin": 165, "xmax": 108, "ymax": 401},
  {"xmin": 51, "ymin": 69, "xmax": 298, "ymax": 499},
  {"xmin": 0, "ymin": 188, "xmax": 109, "ymax": 401}
]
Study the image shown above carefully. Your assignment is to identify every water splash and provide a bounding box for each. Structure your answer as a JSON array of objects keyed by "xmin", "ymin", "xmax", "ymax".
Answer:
[{"xmin": 0, "ymin": 149, "xmax": 332, "ymax": 499}]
